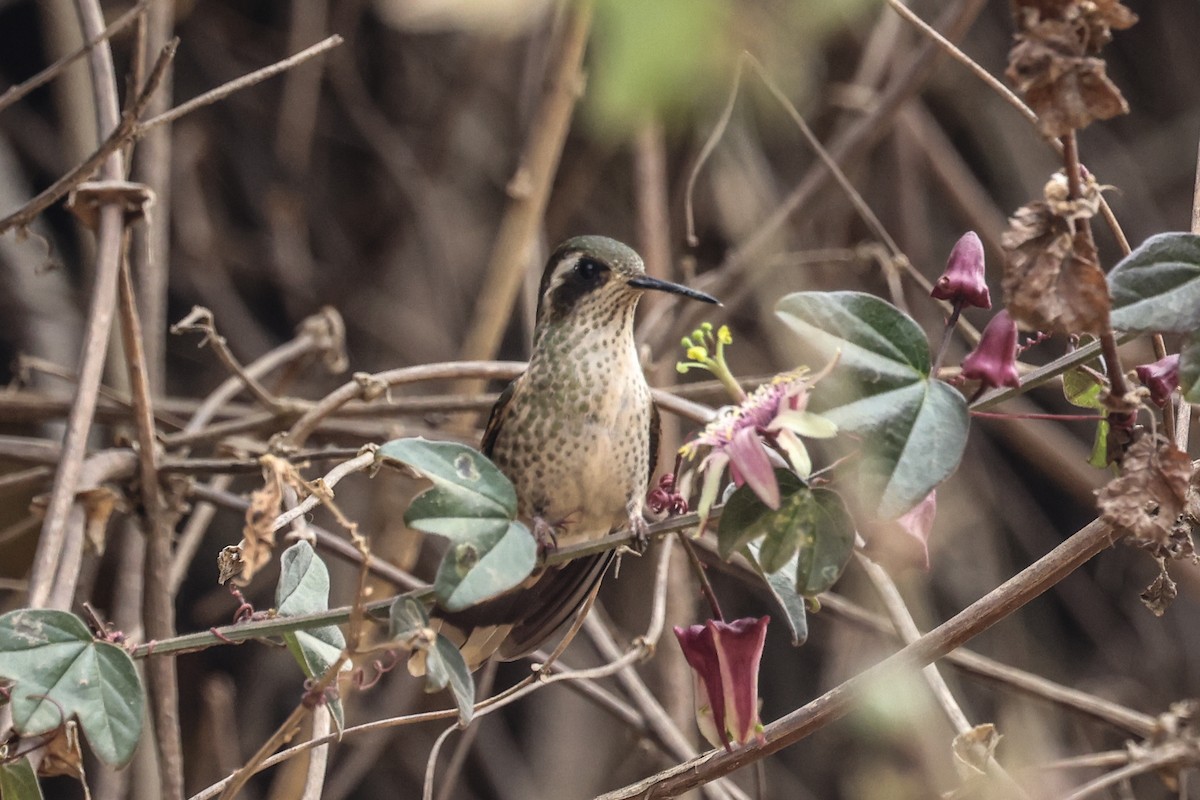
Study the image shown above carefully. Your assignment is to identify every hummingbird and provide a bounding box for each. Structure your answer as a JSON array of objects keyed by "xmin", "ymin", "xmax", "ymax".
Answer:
[{"xmin": 439, "ymin": 235, "xmax": 719, "ymax": 669}]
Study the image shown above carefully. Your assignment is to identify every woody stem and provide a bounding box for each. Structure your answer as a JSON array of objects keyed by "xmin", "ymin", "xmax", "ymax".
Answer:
[{"xmin": 676, "ymin": 532, "xmax": 725, "ymax": 621}]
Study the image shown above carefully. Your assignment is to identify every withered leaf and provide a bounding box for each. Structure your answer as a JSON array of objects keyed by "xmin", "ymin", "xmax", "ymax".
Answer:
[
  {"xmin": 1001, "ymin": 184, "xmax": 1110, "ymax": 335},
  {"xmin": 1140, "ymin": 558, "xmax": 1177, "ymax": 617},
  {"xmin": 1007, "ymin": 3, "xmax": 1135, "ymax": 136},
  {"xmin": 217, "ymin": 545, "xmax": 244, "ymax": 585},
  {"xmin": 79, "ymin": 486, "xmax": 122, "ymax": 556},
  {"xmin": 1098, "ymin": 436, "xmax": 1192, "ymax": 546},
  {"xmin": 233, "ymin": 457, "xmax": 287, "ymax": 584},
  {"xmin": 37, "ymin": 721, "xmax": 85, "ymax": 780},
  {"xmin": 951, "ymin": 723, "xmax": 1002, "ymax": 781}
]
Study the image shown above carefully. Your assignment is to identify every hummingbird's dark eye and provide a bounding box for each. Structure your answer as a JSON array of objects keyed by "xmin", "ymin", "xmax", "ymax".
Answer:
[{"xmin": 573, "ymin": 257, "xmax": 606, "ymax": 284}]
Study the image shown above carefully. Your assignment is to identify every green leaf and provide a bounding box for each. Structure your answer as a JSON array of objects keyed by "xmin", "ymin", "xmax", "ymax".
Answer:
[
  {"xmin": 377, "ymin": 438, "xmax": 537, "ymax": 609},
  {"xmin": 425, "ymin": 634, "xmax": 475, "ymax": 726},
  {"xmin": 0, "ymin": 757, "xmax": 43, "ymax": 800},
  {"xmin": 745, "ymin": 542, "xmax": 808, "ymax": 646},
  {"xmin": 793, "ymin": 489, "xmax": 856, "ymax": 595},
  {"xmin": 276, "ymin": 542, "xmax": 347, "ymax": 729},
  {"xmin": 718, "ymin": 475, "xmax": 855, "ymax": 594},
  {"xmin": 1088, "ymin": 415, "xmax": 1111, "ymax": 469},
  {"xmin": 1109, "ymin": 232, "xmax": 1200, "ymax": 333},
  {"xmin": 377, "ymin": 438, "xmax": 517, "ymax": 523},
  {"xmin": 716, "ymin": 470, "xmax": 804, "ymax": 560},
  {"xmin": 434, "ymin": 522, "xmax": 537, "ymax": 612},
  {"xmin": 388, "ymin": 596, "xmax": 430, "ymax": 641},
  {"xmin": 0, "ymin": 609, "xmax": 143, "ymax": 767},
  {"xmin": 776, "ymin": 291, "xmax": 969, "ymax": 519},
  {"xmin": 1062, "ymin": 335, "xmax": 1104, "ymax": 409},
  {"xmin": 1180, "ymin": 332, "xmax": 1200, "ymax": 403}
]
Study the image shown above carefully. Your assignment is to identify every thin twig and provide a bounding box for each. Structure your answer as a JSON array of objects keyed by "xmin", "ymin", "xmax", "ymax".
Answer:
[
  {"xmin": 117, "ymin": 238, "xmax": 185, "ymax": 800},
  {"xmin": 0, "ymin": 1, "xmax": 148, "ymax": 115},
  {"xmin": 0, "ymin": 40, "xmax": 176, "ymax": 235},
  {"xmin": 138, "ymin": 35, "xmax": 344, "ymax": 133},
  {"xmin": 1059, "ymin": 743, "xmax": 1195, "ymax": 800}
]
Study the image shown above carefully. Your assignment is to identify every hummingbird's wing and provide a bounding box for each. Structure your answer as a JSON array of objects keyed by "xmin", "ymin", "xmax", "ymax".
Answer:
[{"xmin": 480, "ymin": 378, "xmax": 517, "ymax": 458}]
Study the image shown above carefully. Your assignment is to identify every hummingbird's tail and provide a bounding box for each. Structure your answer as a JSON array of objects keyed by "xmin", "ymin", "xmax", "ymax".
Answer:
[{"xmin": 412, "ymin": 551, "xmax": 615, "ymax": 673}]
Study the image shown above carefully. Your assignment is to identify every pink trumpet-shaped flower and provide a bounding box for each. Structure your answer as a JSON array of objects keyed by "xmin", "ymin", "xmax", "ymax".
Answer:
[
  {"xmin": 1135, "ymin": 354, "xmax": 1180, "ymax": 407},
  {"xmin": 673, "ymin": 616, "xmax": 770, "ymax": 751},
  {"xmin": 961, "ymin": 311, "xmax": 1020, "ymax": 390},
  {"xmin": 931, "ymin": 231, "xmax": 991, "ymax": 310}
]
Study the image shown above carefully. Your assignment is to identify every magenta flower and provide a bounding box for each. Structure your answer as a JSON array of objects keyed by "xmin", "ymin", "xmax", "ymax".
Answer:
[
  {"xmin": 1135, "ymin": 354, "xmax": 1180, "ymax": 407},
  {"xmin": 681, "ymin": 366, "xmax": 838, "ymax": 525},
  {"xmin": 673, "ymin": 616, "xmax": 769, "ymax": 750},
  {"xmin": 931, "ymin": 231, "xmax": 991, "ymax": 310},
  {"xmin": 961, "ymin": 310, "xmax": 1020, "ymax": 390}
]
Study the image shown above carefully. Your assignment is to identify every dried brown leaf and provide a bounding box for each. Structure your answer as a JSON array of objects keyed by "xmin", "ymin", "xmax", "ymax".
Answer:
[
  {"xmin": 1007, "ymin": 2, "xmax": 1135, "ymax": 136},
  {"xmin": 37, "ymin": 721, "xmax": 84, "ymax": 780},
  {"xmin": 79, "ymin": 486, "xmax": 122, "ymax": 556},
  {"xmin": 217, "ymin": 545, "xmax": 244, "ymax": 585},
  {"xmin": 951, "ymin": 723, "xmax": 1001, "ymax": 781},
  {"xmin": 235, "ymin": 457, "xmax": 286, "ymax": 584},
  {"xmin": 1140, "ymin": 557, "xmax": 1177, "ymax": 617},
  {"xmin": 1098, "ymin": 437, "xmax": 1193, "ymax": 546},
  {"xmin": 1001, "ymin": 179, "xmax": 1110, "ymax": 334}
]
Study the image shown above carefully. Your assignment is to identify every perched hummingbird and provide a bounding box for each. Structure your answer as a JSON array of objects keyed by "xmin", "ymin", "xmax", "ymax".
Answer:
[{"xmin": 441, "ymin": 235, "xmax": 719, "ymax": 669}]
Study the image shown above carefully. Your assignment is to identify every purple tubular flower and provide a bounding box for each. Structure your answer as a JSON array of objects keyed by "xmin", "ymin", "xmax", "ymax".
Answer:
[
  {"xmin": 961, "ymin": 310, "xmax": 1020, "ymax": 390},
  {"xmin": 673, "ymin": 616, "xmax": 770, "ymax": 751},
  {"xmin": 931, "ymin": 231, "xmax": 991, "ymax": 310},
  {"xmin": 1135, "ymin": 354, "xmax": 1180, "ymax": 407}
]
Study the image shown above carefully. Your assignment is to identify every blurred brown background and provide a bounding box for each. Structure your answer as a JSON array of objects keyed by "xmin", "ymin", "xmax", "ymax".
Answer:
[{"xmin": 1, "ymin": 0, "xmax": 1198, "ymax": 798}]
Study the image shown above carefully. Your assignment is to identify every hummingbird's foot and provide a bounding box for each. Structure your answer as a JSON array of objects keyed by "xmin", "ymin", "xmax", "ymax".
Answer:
[
  {"xmin": 531, "ymin": 515, "xmax": 560, "ymax": 557},
  {"xmin": 628, "ymin": 514, "xmax": 650, "ymax": 555}
]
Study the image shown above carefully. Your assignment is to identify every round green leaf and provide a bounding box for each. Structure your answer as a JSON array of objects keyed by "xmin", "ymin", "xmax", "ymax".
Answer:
[
  {"xmin": 794, "ymin": 488, "xmax": 856, "ymax": 596},
  {"xmin": 1109, "ymin": 232, "xmax": 1200, "ymax": 333},
  {"xmin": 433, "ymin": 521, "xmax": 537, "ymax": 612},
  {"xmin": 0, "ymin": 609, "xmax": 143, "ymax": 767},
  {"xmin": 377, "ymin": 438, "xmax": 518, "ymax": 522}
]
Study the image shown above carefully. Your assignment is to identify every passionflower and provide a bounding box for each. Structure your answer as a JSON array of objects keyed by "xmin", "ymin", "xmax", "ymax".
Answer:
[
  {"xmin": 680, "ymin": 366, "xmax": 838, "ymax": 526},
  {"xmin": 673, "ymin": 616, "xmax": 769, "ymax": 750}
]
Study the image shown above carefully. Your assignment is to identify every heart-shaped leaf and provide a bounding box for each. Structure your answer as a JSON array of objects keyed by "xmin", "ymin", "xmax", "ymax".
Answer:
[
  {"xmin": 1109, "ymin": 232, "xmax": 1200, "ymax": 333},
  {"xmin": 0, "ymin": 609, "xmax": 143, "ymax": 767},
  {"xmin": 776, "ymin": 292, "xmax": 969, "ymax": 519},
  {"xmin": 433, "ymin": 522, "xmax": 536, "ymax": 611},
  {"xmin": 0, "ymin": 757, "xmax": 43, "ymax": 799},
  {"xmin": 377, "ymin": 438, "xmax": 517, "ymax": 523},
  {"xmin": 276, "ymin": 542, "xmax": 348, "ymax": 729},
  {"xmin": 377, "ymin": 438, "xmax": 537, "ymax": 610}
]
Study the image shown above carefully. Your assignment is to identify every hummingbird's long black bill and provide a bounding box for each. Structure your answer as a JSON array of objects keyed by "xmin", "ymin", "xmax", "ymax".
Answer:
[{"xmin": 627, "ymin": 275, "xmax": 720, "ymax": 305}]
